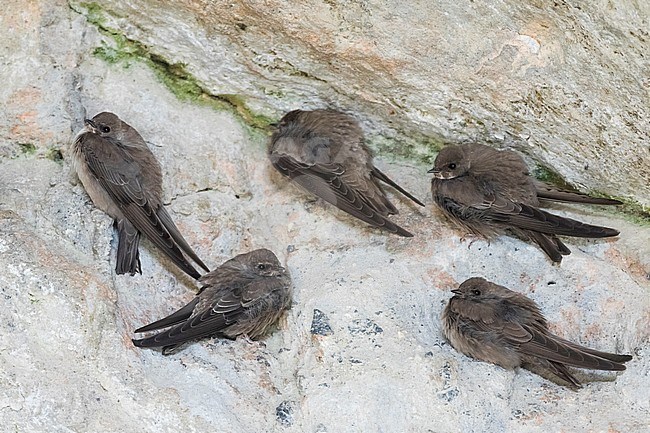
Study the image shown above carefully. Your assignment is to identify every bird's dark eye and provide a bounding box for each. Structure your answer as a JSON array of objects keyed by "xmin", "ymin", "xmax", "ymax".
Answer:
[
  {"xmin": 471, "ymin": 289, "xmax": 481, "ymax": 296},
  {"xmin": 257, "ymin": 264, "xmax": 267, "ymax": 270},
  {"xmin": 101, "ymin": 126, "xmax": 111, "ymax": 133},
  {"xmin": 448, "ymin": 163, "xmax": 457, "ymax": 170}
]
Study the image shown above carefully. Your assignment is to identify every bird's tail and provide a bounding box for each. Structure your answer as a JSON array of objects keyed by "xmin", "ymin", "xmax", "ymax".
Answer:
[
  {"xmin": 115, "ymin": 219, "xmax": 142, "ymax": 275},
  {"xmin": 528, "ymin": 231, "xmax": 571, "ymax": 263}
]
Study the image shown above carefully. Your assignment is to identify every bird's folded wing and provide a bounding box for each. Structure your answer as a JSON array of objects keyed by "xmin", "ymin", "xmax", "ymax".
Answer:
[
  {"xmin": 134, "ymin": 298, "xmax": 200, "ymax": 333},
  {"xmin": 549, "ymin": 334, "xmax": 632, "ymax": 364},
  {"xmin": 157, "ymin": 206, "xmax": 210, "ymax": 272},
  {"xmin": 478, "ymin": 198, "xmax": 619, "ymax": 238},
  {"xmin": 518, "ymin": 326, "xmax": 628, "ymax": 371},
  {"xmin": 271, "ymin": 153, "xmax": 413, "ymax": 236},
  {"xmin": 135, "ymin": 287, "xmax": 245, "ymax": 347},
  {"xmin": 342, "ymin": 166, "xmax": 397, "ymax": 216},
  {"xmin": 534, "ymin": 181, "xmax": 622, "ymax": 205}
]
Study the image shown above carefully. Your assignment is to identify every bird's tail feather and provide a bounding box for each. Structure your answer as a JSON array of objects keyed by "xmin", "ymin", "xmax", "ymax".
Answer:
[{"xmin": 115, "ymin": 219, "xmax": 142, "ymax": 275}]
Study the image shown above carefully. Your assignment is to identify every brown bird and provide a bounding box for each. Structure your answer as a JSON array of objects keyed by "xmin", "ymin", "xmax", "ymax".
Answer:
[
  {"xmin": 429, "ymin": 143, "xmax": 620, "ymax": 262},
  {"xmin": 132, "ymin": 248, "xmax": 293, "ymax": 354},
  {"xmin": 442, "ymin": 277, "xmax": 632, "ymax": 387},
  {"xmin": 269, "ymin": 109, "xmax": 424, "ymax": 237},
  {"xmin": 71, "ymin": 112, "xmax": 209, "ymax": 278}
]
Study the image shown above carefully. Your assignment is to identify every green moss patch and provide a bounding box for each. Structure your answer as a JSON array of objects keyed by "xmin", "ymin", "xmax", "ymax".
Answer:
[
  {"xmin": 17, "ymin": 142, "xmax": 37, "ymax": 155},
  {"xmin": 45, "ymin": 147, "xmax": 64, "ymax": 163},
  {"xmin": 73, "ymin": 2, "xmax": 274, "ymax": 133},
  {"xmin": 71, "ymin": 2, "xmax": 648, "ymax": 224}
]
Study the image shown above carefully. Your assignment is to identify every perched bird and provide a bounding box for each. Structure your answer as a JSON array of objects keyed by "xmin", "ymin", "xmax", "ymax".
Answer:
[
  {"xmin": 132, "ymin": 248, "xmax": 293, "ymax": 354},
  {"xmin": 269, "ymin": 109, "xmax": 424, "ymax": 237},
  {"xmin": 71, "ymin": 112, "xmax": 209, "ymax": 278},
  {"xmin": 442, "ymin": 277, "xmax": 632, "ymax": 387},
  {"xmin": 429, "ymin": 143, "xmax": 620, "ymax": 262}
]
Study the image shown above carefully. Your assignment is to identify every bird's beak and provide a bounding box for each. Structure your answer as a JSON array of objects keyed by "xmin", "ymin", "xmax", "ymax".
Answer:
[
  {"xmin": 451, "ymin": 289, "xmax": 461, "ymax": 294},
  {"xmin": 84, "ymin": 119, "xmax": 98, "ymax": 133},
  {"xmin": 428, "ymin": 168, "xmax": 445, "ymax": 179},
  {"xmin": 269, "ymin": 121, "xmax": 279, "ymax": 128},
  {"xmin": 272, "ymin": 266, "xmax": 287, "ymax": 276},
  {"xmin": 427, "ymin": 168, "xmax": 446, "ymax": 179}
]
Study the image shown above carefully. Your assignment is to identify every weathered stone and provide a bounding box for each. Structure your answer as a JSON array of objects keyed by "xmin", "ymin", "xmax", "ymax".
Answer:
[
  {"xmin": 0, "ymin": 1, "xmax": 648, "ymax": 433},
  {"xmin": 67, "ymin": 0, "xmax": 650, "ymax": 209}
]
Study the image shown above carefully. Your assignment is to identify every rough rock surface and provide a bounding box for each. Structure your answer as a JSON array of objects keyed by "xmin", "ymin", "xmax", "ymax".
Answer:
[
  {"xmin": 0, "ymin": 1, "xmax": 649, "ymax": 432},
  {"xmin": 67, "ymin": 0, "xmax": 650, "ymax": 208}
]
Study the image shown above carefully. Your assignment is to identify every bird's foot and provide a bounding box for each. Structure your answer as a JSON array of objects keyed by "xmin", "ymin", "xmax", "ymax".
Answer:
[
  {"xmin": 237, "ymin": 333, "xmax": 265, "ymax": 348},
  {"xmin": 459, "ymin": 234, "xmax": 485, "ymax": 249},
  {"xmin": 238, "ymin": 333, "xmax": 255, "ymax": 345}
]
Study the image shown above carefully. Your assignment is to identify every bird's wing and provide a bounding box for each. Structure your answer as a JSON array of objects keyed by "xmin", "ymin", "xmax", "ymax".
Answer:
[
  {"xmin": 534, "ymin": 181, "xmax": 622, "ymax": 205},
  {"xmin": 485, "ymin": 202, "xmax": 619, "ymax": 238},
  {"xmin": 132, "ymin": 278, "xmax": 283, "ymax": 348},
  {"xmin": 438, "ymin": 178, "xmax": 618, "ymax": 238},
  {"xmin": 80, "ymin": 135, "xmax": 202, "ymax": 279},
  {"xmin": 516, "ymin": 325, "xmax": 628, "ymax": 371},
  {"xmin": 271, "ymin": 153, "xmax": 413, "ymax": 236},
  {"xmin": 133, "ymin": 298, "xmax": 200, "ymax": 333},
  {"xmin": 371, "ymin": 166, "xmax": 425, "ymax": 207},
  {"xmin": 157, "ymin": 206, "xmax": 209, "ymax": 273},
  {"xmin": 339, "ymin": 163, "xmax": 398, "ymax": 216},
  {"xmin": 548, "ymin": 333, "xmax": 632, "ymax": 364},
  {"xmin": 460, "ymin": 183, "xmax": 620, "ymax": 238}
]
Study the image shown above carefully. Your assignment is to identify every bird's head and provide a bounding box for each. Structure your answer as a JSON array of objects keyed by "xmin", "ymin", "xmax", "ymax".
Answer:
[
  {"xmin": 270, "ymin": 109, "xmax": 305, "ymax": 131},
  {"xmin": 428, "ymin": 145, "xmax": 470, "ymax": 180},
  {"xmin": 451, "ymin": 277, "xmax": 512, "ymax": 303},
  {"xmin": 83, "ymin": 112, "xmax": 142, "ymax": 146},
  {"xmin": 243, "ymin": 248, "xmax": 287, "ymax": 278}
]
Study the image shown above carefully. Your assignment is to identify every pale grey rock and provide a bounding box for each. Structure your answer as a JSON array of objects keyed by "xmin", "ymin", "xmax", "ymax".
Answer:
[
  {"xmin": 0, "ymin": 1, "xmax": 648, "ymax": 433},
  {"xmin": 67, "ymin": 0, "xmax": 650, "ymax": 207}
]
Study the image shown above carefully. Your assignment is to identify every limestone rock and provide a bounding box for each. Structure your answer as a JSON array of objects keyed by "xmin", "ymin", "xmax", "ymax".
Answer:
[
  {"xmin": 0, "ymin": 1, "xmax": 648, "ymax": 432},
  {"xmin": 68, "ymin": 0, "xmax": 650, "ymax": 207}
]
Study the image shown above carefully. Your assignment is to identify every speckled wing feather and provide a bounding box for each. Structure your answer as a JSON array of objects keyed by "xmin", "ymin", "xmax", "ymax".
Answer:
[
  {"xmin": 271, "ymin": 153, "xmax": 414, "ymax": 237},
  {"xmin": 79, "ymin": 134, "xmax": 205, "ymax": 279}
]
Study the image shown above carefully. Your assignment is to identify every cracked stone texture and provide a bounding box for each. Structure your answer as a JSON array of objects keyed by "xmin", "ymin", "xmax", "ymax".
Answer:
[
  {"xmin": 0, "ymin": 1, "xmax": 649, "ymax": 433},
  {"xmin": 67, "ymin": 0, "xmax": 650, "ymax": 208}
]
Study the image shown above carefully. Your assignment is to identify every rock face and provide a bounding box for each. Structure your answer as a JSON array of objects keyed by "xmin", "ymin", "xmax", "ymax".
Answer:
[
  {"xmin": 68, "ymin": 0, "xmax": 650, "ymax": 207},
  {"xmin": 0, "ymin": 1, "xmax": 649, "ymax": 432}
]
